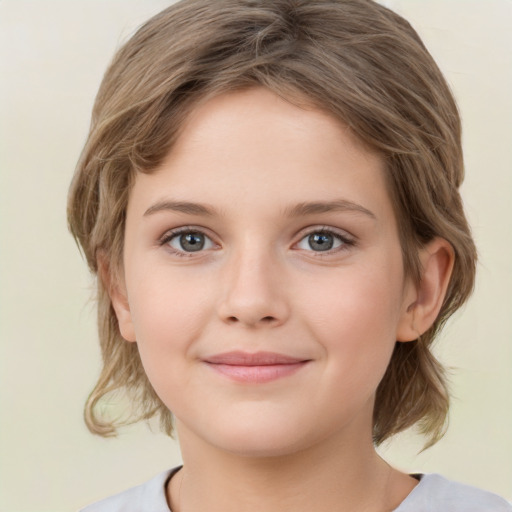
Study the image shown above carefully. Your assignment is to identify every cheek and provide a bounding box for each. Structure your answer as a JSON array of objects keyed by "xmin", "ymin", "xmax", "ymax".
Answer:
[
  {"xmin": 126, "ymin": 265, "xmax": 210, "ymax": 370},
  {"xmin": 300, "ymin": 261, "xmax": 404, "ymax": 375},
  {"xmin": 125, "ymin": 273, "xmax": 211, "ymax": 411}
]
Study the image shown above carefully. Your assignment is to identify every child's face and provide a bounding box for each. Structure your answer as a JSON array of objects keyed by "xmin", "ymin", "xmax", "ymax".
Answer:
[{"xmin": 114, "ymin": 87, "xmax": 416, "ymax": 456}]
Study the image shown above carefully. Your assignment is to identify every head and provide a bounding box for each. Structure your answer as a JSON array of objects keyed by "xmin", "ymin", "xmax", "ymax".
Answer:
[{"xmin": 68, "ymin": 0, "xmax": 476, "ymax": 447}]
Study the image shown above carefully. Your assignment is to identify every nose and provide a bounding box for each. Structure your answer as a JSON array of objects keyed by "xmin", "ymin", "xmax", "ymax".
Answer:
[{"xmin": 217, "ymin": 247, "xmax": 290, "ymax": 328}]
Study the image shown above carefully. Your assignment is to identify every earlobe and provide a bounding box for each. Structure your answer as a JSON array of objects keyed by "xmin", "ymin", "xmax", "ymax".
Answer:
[
  {"xmin": 97, "ymin": 254, "xmax": 137, "ymax": 343},
  {"xmin": 396, "ymin": 238, "xmax": 455, "ymax": 342}
]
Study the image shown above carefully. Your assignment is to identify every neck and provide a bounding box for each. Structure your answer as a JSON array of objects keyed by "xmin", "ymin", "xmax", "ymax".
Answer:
[{"xmin": 168, "ymin": 421, "xmax": 416, "ymax": 512}]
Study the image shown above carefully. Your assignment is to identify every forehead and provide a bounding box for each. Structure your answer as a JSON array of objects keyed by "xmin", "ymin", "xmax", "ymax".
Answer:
[{"xmin": 128, "ymin": 87, "xmax": 393, "ymax": 226}]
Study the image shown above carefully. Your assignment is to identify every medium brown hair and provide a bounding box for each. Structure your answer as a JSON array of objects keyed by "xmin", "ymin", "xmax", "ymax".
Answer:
[{"xmin": 68, "ymin": 0, "xmax": 477, "ymax": 446}]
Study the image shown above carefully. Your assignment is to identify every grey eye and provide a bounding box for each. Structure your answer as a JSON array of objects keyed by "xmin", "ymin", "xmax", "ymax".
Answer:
[
  {"xmin": 169, "ymin": 232, "xmax": 213, "ymax": 252},
  {"xmin": 308, "ymin": 233, "xmax": 334, "ymax": 251},
  {"xmin": 296, "ymin": 231, "xmax": 345, "ymax": 252},
  {"xmin": 180, "ymin": 233, "xmax": 204, "ymax": 251}
]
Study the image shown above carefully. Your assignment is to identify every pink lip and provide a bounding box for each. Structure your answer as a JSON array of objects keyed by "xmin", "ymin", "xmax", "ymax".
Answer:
[{"xmin": 203, "ymin": 351, "xmax": 310, "ymax": 383}]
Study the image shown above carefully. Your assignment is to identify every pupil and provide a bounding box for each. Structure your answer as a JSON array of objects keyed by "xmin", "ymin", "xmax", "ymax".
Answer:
[
  {"xmin": 309, "ymin": 233, "xmax": 333, "ymax": 251},
  {"xmin": 180, "ymin": 233, "xmax": 204, "ymax": 252}
]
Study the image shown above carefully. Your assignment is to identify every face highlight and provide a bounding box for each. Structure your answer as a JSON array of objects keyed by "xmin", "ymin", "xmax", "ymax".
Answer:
[{"xmin": 112, "ymin": 87, "xmax": 416, "ymax": 457}]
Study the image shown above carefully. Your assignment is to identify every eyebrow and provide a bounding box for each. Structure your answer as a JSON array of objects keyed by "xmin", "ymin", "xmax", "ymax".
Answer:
[
  {"xmin": 283, "ymin": 200, "xmax": 376, "ymax": 220},
  {"xmin": 144, "ymin": 200, "xmax": 215, "ymax": 217},
  {"xmin": 143, "ymin": 198, "xmax": 376, "ymax": 220}
]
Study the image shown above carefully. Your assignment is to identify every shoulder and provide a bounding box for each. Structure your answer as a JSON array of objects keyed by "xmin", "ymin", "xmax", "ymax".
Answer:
[
  {"xmin": 396, "ymin": 473, "xmax": 512, "ymax": 512},
  {"xmin": 78, "ymin": 468, "xmax": 178, "ymax": 512}
]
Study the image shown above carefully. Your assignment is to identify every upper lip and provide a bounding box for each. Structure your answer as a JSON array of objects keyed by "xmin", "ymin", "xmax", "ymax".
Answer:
[{"xmin": 204, "ymin": 351, "xmax": 309, "ymax": 366}]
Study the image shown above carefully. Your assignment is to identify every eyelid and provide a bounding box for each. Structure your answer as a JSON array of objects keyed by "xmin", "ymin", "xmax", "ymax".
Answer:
[
  {"xmin": 157, "ymin": 224, "xmax": 356, "ymax": 257},
  {"xmin": 159, "ymin": 226, "xmax": 219, "ymax": 256},
  {"xmin": 293, "ymin": 226, "xmax": 356, "ymax": 254},
  {"xmin": 296, "ymin": 225, "xmax": 355, "ymax": 240}
]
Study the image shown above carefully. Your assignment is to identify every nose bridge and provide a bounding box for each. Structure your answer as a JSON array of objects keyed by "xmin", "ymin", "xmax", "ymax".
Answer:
[{"xmin": 218, "ymin": 238, "xmax": 289, "ymax": 327}]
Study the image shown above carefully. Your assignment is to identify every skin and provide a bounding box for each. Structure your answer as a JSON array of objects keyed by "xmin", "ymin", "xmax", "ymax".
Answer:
[{"xmin": 109, "ymin": 87, "xmax": 454, "ymax": 512}]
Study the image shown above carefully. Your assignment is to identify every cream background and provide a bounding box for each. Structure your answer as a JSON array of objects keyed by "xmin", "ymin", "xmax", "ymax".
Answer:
[{"xmin": 0, "ymin": 1, "xmax": 510, "ymax": 511}]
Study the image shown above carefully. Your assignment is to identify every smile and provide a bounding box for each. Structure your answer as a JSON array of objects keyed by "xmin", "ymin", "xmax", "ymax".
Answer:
[{"xmin": 203, "ymin": 351, "xmax": 311, "ymax": 383}]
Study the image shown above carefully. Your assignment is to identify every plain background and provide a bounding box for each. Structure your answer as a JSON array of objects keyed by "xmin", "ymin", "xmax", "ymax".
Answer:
[{"xmin": 0, "ymin": 1, "xmax": 511, "ymax": 510}]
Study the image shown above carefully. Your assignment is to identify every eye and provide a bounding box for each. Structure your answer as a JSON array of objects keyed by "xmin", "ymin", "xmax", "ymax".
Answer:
[
  {"xmin": 163, "ymin": 229, "xmax": 215, "ymax": 254},
  {"xmin": 296, "ymin": 229, "xmax": 353, "ymax": 253}
]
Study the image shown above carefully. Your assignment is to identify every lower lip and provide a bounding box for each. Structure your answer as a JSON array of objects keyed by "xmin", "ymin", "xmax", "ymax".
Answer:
[{"xmin": 205, "ymin": 362, "xmax": 308, "ymax": 383}]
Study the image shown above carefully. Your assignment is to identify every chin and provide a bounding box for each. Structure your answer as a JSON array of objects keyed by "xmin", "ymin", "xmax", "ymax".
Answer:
[
  {"xmin": 220, "ymin": 435, "xmax": 308, "ymax": 459},
  {"xmin": 200, "ymin": 413, "xmax": 317, "ymax": 459}
]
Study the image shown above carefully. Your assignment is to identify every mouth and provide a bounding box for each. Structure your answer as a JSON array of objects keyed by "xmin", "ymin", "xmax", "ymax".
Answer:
[{"xmin": 203, "ymin": 351, "xmax": 311, "ymax": 383}]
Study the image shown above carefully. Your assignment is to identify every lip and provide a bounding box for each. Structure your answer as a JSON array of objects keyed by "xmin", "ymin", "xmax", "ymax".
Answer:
[{"xmin": 203, "ymin": 351, "xmax": 311, "ymax": 383}]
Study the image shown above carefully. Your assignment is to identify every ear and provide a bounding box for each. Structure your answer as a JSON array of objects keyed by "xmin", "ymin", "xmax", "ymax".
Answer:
[
  {"xmin": 97, "ymin": 253, "xmax": 137, "ymax": 343},
  {"xmin": 396, "ymin": 238, "xmax": 455, "ymax": 342}
]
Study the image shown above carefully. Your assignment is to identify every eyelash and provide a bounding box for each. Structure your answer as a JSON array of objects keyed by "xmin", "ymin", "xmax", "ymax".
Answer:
[
  {"xmin": 159, "ymin": 227, "xmax": 216, "ymax": 258},
  {"xmin": 296, "ymin": 227, "xmax": 355, "ymax": 256},
  {"xmin": 158, "ymin": 226, "xmax": 355, "ymax": 258}
]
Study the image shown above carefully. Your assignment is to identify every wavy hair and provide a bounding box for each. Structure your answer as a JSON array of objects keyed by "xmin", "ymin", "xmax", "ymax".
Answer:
[{"xmin": 68, "ymin": 0, "xmax": 477, "ymax": 446}]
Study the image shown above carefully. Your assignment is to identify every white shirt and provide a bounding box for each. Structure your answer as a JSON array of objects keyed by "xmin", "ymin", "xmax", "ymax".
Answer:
[{"xmin": 79, "ymin": 467, "xmax": 512, "ymax": 512}]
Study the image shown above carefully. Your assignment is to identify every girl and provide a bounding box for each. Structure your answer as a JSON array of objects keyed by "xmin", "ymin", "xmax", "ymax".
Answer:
[{"xmin": 68, "ymin": 1, "xmax": 511, "ymax": 510}]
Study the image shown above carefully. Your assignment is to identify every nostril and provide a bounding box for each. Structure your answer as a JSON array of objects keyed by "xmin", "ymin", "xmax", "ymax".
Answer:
[{"xmin": 225, "ymin": 315, "xmax": 277, "ymax": 325}]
